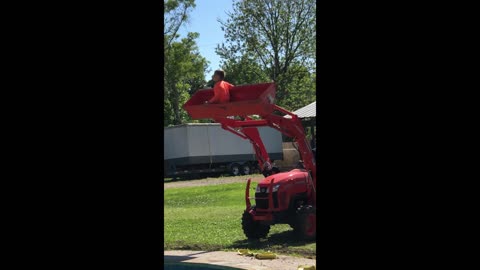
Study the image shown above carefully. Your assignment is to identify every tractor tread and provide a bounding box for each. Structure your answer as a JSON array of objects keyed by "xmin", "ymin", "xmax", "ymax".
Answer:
[
  {"xmin": 241, "ymin": 207, "xmax": 270, "ymax": 239},
  {"xmin": 294, "ymin": 205, "xmax": 316, "ymax": 240}
]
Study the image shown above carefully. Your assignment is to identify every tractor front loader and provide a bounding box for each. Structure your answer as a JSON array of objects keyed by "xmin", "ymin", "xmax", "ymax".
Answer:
[{"xmin": 183, "ymin": 83, "xmax": 316, "ymax": 240}]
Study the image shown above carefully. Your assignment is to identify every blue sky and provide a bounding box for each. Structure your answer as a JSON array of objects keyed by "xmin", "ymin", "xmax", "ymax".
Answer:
[{"xmin": 177, "ymin": 0, "xmax": 234, "ymax": 81}]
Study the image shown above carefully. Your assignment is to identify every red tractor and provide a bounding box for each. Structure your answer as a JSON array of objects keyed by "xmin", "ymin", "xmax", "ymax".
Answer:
[{"xmin": 183, "ymin": 83, "xmax": 316, "ymax": 240}]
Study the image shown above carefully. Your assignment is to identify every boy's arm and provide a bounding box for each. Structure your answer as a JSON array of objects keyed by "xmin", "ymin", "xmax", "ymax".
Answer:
[{"xmin": 208, "ymin": 84, "xmax": 220, "ymax": 103}]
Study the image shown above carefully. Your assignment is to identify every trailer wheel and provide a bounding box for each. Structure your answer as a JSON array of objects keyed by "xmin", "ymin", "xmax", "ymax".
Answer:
[
  {"xmin": 241, "ymin": 206, "xmax": 270, "ymax": 239},
  {"xmin": 294, "ymin": 205, "xmax": 316, "ymax": 240},
  {"xmin": 230, "ymin": 163, "xmax": 241, "ymax": 176},
  {"xmin": 241, "ymin": 164, "xmax": 251, "ymax": 175}
]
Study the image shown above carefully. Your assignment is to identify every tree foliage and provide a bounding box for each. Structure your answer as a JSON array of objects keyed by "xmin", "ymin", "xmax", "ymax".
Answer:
[
  {"xmin": 216, "ymin": 0, "xmax": 316, "ymax": 110},
  {"xmin": 164, "ymin": 0, "xmax": 196, "ymax": 48},
  {"xmin": 164, "ymin": 33, "xmax": 209, "ymax": 126},
  {"xmin": 164, "ymin": 0, "xmax": 209, "ymax": 126},
  {"xmin": 222, "ymin": 55, "xmax": 270, "ymax": 86}
]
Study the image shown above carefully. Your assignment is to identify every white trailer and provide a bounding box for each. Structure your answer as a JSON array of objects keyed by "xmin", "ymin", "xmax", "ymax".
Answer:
[{"xmin": 164, "ymin": 123, "xmax": 283, "ymax": 178}]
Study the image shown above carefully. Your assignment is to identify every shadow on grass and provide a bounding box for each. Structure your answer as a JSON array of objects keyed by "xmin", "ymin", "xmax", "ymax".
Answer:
[
  {"xmin": 226, "ymin": 229, "xmax": 315, "ymax": 253},
  {"xmin": 166, "ymin": 231, "xmax": 316, "ymax": 258}
]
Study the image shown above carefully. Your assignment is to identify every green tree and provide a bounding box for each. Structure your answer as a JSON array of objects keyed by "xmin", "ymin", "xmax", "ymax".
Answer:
[
  {"xmin": 164, "ymin": 0, "xmax": 196, "ymax": 107},
  {"xmin": 216, "ymin": 0, "xmax": 316, "ymax": 110},
  {"xmin": 164, "ymin": 0, "xmax": 196, "ymax": 48},
  {"xmin": 205, "ymin": 55, "xmax": 269, "ymax": 90},
  {"xmin": 164, "ymin": 0, "xmax": 210, "ymax": 126},
  {"xmin": 164, "ymin": 32, "xmax": 209, "ymax": 126},
  {"xmin": 278, "ymin": 65, "xmax": 316, "ymax": 111},
  {"xmin": 221, "ymin": 55, "xmax": 270, "ymax": 86}
]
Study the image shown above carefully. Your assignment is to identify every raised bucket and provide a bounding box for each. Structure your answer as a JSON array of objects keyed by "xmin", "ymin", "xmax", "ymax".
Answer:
[{"xmin": 183, "ymin": 83, "xmax": 276, "ymax": 120}]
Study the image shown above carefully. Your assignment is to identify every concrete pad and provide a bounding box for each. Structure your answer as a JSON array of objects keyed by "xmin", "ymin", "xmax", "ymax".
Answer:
[{"xmin": 164, "ymin": 250, "xmax": 316, "ymax": 270}]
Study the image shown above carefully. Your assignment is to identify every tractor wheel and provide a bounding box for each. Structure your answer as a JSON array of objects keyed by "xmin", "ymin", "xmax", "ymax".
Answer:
[
  {"xmin": 294, "ymin": 205, "xmax": 316, "ymax": 240},
  {"xmin": 288, "ymin": 222, "xmax": 298, "ymax": 231},
  {"xmin": 241, "ymin": 164, "xmax": 251, "ymax": 175},
  {"xmin": 241, "ymin": 207, "xmax": 270, "ymax": 239},
  {"xmin": 230, "ymin": 163, "xmax": 240, "ymax": 176}
]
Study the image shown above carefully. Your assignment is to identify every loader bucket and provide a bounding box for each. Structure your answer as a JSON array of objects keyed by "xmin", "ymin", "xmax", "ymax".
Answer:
[{"xmin": 183, "ymin": 83, "xmax": 276, "ymax": 120}]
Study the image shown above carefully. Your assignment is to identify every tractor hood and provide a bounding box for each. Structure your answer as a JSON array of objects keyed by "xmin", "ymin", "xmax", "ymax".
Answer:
[{"xmin": 257, "ymin": 169, "xmax": 308, "ymax": 190}]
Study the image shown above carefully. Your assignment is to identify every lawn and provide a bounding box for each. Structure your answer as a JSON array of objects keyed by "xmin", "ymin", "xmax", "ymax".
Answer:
[{"xmin": 164, "ymin": 181, "xmax": 316, "ymax": 258}]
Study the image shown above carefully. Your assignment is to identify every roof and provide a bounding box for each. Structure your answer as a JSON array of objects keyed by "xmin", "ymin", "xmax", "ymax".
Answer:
[{"xmin": 285, "ymin": 101, "xmax": 316, "ymax": 118}]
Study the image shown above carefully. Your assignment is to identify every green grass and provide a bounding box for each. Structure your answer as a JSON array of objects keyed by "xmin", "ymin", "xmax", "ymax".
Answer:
[
  {"xmin": 164, "ymin": 173, "xmax": 247, "ymax": 183},
  {"xmin": 164, "ymin": 182, "xmax": 316, "ymax": 258}
]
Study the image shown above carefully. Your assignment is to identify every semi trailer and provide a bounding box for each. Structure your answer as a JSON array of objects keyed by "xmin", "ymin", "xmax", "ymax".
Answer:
[{"xmin": 164, "ymin": 123, "xmax": 283, "ymax": 178}]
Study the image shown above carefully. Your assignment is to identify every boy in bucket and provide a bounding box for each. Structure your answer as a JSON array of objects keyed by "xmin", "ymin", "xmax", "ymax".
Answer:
[{"xmin": 205, "ymin": 69, "xmax": 234, "ymax": 104}]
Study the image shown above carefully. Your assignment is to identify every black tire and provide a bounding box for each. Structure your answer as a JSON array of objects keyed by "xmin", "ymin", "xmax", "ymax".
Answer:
[
  {"xmin": 241, "ymin": 207, "xmax": 270, "ymax": 239},
  {"xmin": 294, "ymin": 205, "xmax": 316, "ymax": 240},
  {"xmin": 241, "ymin": 164, "xmax": 251, "ymax": 175},
  {"xmin": 289, "ymin": 223, "xmax": 298, "ymax": 230},
  {"xmin": 230, "ymin": 163, "xmax": 240, "ymax": 176}
]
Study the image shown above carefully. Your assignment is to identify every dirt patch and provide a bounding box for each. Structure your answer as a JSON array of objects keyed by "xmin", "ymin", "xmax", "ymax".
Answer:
[
  {"xmin": 164, "ymin": 250, "xmax": 316, "ymax": 270},
  {"xmin": 164, "ymin": 175, "xmax": 264, "ymax": 189}
]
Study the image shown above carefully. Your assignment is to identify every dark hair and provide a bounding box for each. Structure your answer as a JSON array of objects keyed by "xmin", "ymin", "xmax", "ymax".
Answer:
[{"xmin": 214, "ymin": 69, "xmax": 225, "ymax": 80}]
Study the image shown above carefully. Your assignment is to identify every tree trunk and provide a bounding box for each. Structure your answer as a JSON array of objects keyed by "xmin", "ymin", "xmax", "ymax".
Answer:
[{"xmin": 172, "ymin": 87, "xmax": 181, "ymax": 125}]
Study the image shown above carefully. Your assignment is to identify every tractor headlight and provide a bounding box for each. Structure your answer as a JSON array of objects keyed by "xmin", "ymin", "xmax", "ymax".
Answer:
[
  {"xmin": 256, "ymin": 184, "xmax": 280, "ymax": 193},
  {"xmin": 264, "ymin": 184, "xmax": 280, "ymax": 193}
]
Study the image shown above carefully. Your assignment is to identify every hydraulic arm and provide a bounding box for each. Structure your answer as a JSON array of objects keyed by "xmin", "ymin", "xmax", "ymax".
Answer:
[{"xmin": 183, "ymin": 82, "xmax": 316, "ymax": 190}]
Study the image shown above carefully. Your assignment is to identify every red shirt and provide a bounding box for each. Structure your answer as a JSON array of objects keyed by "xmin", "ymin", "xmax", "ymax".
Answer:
[{"xmin": 208, "ymin": 80, "xmax": 234, "ymax": 103}]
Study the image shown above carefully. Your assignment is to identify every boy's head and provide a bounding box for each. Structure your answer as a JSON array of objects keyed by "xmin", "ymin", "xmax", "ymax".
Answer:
[{"xmin": 212, "ymin": 69, "xmax": 225, "ymax": 82}]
